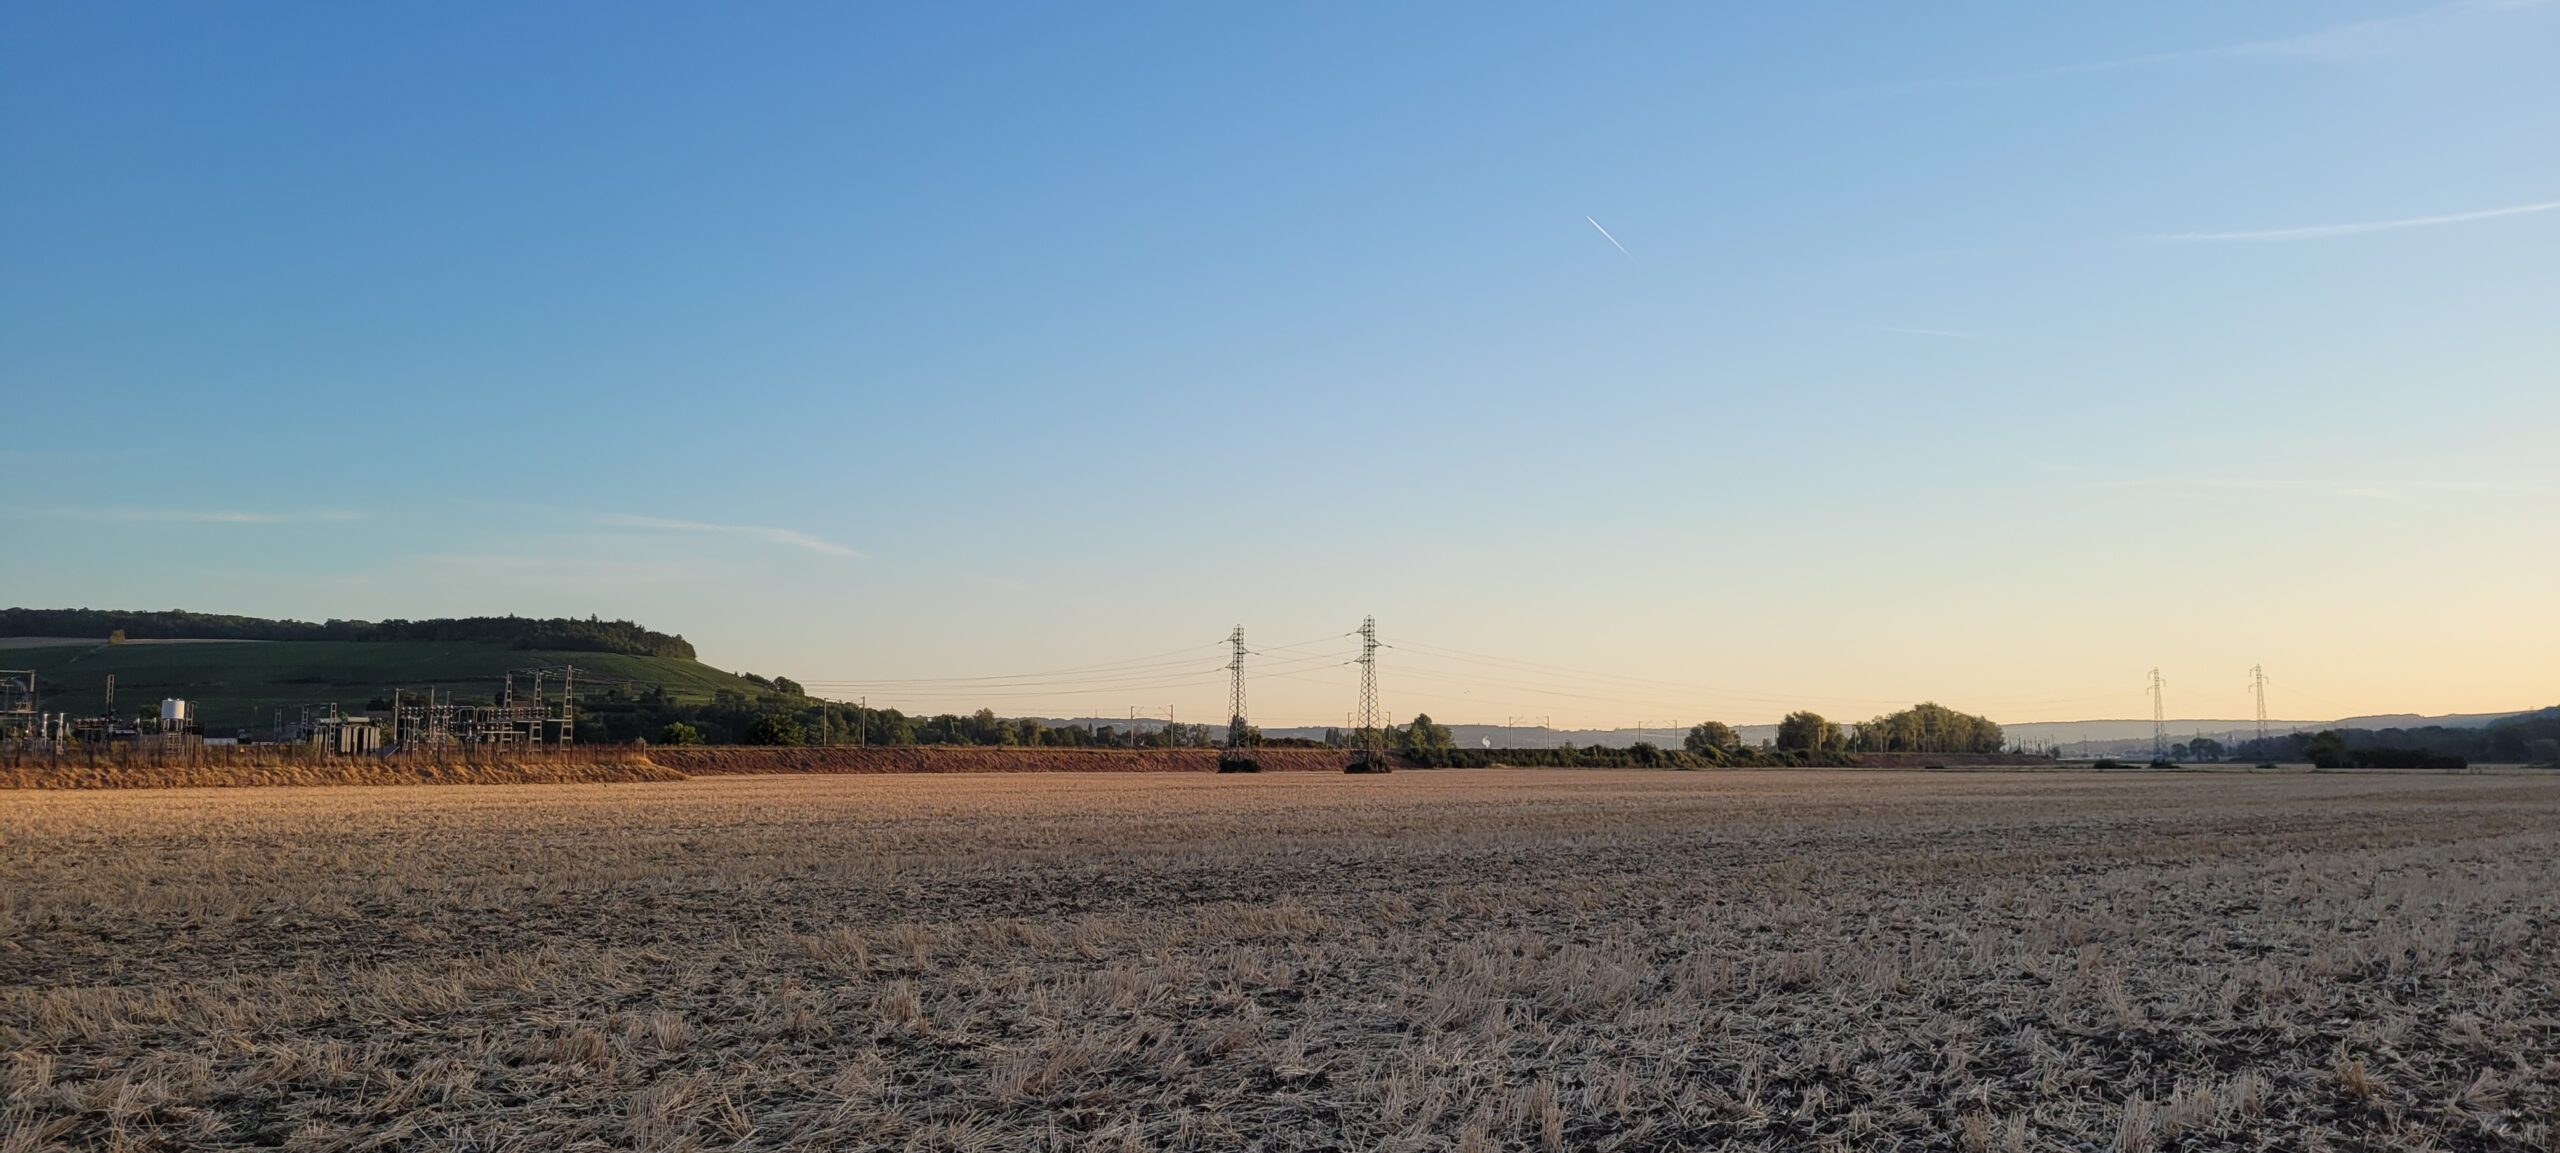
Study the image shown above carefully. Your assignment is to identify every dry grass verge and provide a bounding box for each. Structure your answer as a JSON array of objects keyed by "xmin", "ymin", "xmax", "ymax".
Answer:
[{"xmin": 5, "ymin": 769, "xmax": 2558, "ymax": 1150}]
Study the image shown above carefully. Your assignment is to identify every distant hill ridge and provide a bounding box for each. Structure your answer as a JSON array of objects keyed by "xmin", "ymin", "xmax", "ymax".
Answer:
[{"xmin": 0, "ymin": 608, "xmax": 694, "ymax": 660}]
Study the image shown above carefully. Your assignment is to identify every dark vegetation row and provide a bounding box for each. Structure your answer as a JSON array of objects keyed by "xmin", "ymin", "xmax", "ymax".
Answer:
[
  {"xmin": 2236, "ymin": 711, "xmax": 2560, "ymax": 767},
  {"xmin": 0, "ymin": 608, "xmax": 694, "ymax": 659}
]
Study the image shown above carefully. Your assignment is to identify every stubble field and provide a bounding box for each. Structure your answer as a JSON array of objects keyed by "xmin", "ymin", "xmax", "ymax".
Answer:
[{"xmin": 5, "ymin": 769, "xmax": 2558, "ymax": 1151}]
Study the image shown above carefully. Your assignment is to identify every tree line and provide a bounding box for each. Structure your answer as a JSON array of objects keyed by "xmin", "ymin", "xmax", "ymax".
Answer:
[
  {"xmin": 0, "ymin": 608, "xmax": 696, "ymax": 659},
  {"xmin": 577, "ymin": 686, "xmax": 1229, "ymax": 749},
  {"xmin": 1721, "ymin": 703, "xmax": 2005, "ymax": 757},
  {"xmin": 2229, "ymin": 709, "xmax": 2559, "ymax": 767}
]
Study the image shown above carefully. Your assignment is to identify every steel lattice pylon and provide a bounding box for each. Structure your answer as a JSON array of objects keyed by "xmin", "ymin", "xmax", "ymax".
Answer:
[
  {"xmin": 1219, "ymin": 626, "xmax": 1257, "ymax": 772},
  {"xmin": 2149, "ymin": 668, "xmax": 2168, "ymax": 760},
  {"xmin": 1224, "ymin": 626, "xmax": 1247, "ymax": 748},
  {"xmin": 1350, "ymin": 616, "xmax": 1389, "ymax": 773},
  {"xmin": 2250, "ymin": 665, "xmax": 2270, "ymax": 750}
]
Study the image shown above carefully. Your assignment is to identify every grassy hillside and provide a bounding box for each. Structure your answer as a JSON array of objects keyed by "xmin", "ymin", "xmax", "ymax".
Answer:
[{"xmin": 6, "ymin": 640, "xmax": 769, "ymax": 729}]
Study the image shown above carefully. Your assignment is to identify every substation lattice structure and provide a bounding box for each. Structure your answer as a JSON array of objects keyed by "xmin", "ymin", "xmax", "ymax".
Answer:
[
  {"xmin": 383, "ymin": 666, "xmax": 582, "ymax": 751},
  {"xmin": 0, "ymin": 669, "xmax": 71, "ymax": 748}
]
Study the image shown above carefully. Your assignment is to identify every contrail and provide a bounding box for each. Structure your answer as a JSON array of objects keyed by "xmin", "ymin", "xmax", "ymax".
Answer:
[
  {"xmin": 2150, "ymin": 197, "xmax": 2560, "ymax": 242},
  {"xmin": 1586, "ymin": 216, "xmax": 1634, "ymax": 259}
]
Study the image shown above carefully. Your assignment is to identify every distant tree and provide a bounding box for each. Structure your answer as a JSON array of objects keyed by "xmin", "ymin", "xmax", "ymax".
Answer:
[
  {"xmin": 1775, "ymin": 711, "xmax": 1842, "ymax": 752},
  {"xmin": 1628, "ymin": 741, "xmax": 1666, "ymax": 767},
  {"xmin": 745, "ymin": 713, "xmax": 804, "ymax": 746},
  {"xmin": 1403, "ymin": 713, "xmax": 1454, "ymax": 753},
  {"xmin": 2305, "ymin": 730, "xmax": 2350, "ymax": 769},
  {"xmin": 657, "ymin": 721, "xmax": 703, "ymax": 746},
  {"xmin": 772, "ymin": 677, "xmax": 804, "ymax": 696},
  {"xmin": 1848, "ymin": 702, "xmax": 2003, "ymax": 754},
  {"xmin": 2189, "ymin": 737, "xmax": 2224, "ymax": 762},
  {"xmin": 1684, "ymin": 721, "xmax": 1740, "ymax": 754}
]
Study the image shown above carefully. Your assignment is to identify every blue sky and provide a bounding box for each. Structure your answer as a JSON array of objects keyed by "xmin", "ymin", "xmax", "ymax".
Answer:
[{"xmin": 4, "ymin": 2, "xmax": 2555, "ymax": 726}]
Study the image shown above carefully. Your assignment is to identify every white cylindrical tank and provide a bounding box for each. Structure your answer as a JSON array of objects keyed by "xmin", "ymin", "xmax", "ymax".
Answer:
[{"xmin": 160, "ymin": 699, "xmax": 190, "ymax": 722}]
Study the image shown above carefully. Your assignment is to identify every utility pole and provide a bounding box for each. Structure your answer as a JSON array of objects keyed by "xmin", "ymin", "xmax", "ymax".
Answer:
[
  {"xmin": 1350, "ymin": 616, "xmax": 1387, "ymax": 773},
  {"xmin": 2148, "ymin": 668, "xmax": 2168, "ymax": 761}
]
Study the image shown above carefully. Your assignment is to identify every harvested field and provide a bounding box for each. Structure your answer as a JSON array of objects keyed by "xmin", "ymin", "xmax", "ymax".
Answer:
[
  {"xmin": 647, "ymin": 745, "xmax": 1359, "ymax": 775},
  {"xmin": 4, "ymin": 769, "xmax": 2558, "ymax": 1150}
]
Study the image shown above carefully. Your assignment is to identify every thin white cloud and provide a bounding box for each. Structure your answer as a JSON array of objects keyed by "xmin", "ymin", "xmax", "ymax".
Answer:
[
  {"xmin": 2150, "ymin": 199, "xmax": 2560, "ymax": 242},
  {"xmin": 602, "ymin": 514, "xmax": 859, "ymax": 558},
  {"xmin": 30, "ymin": 506, "xmax": 363, "ymax": 524},
  {"xmin": 2095, "ymin": 473, "xmax": 2535, "ymax": 507},
  {"xmin": 1878, "ymin": 0, "xmax": 2550, "ymax": 93},
  {"xmin": 414, "ymin": 552, "xmax": 724, "ymax": 586}
]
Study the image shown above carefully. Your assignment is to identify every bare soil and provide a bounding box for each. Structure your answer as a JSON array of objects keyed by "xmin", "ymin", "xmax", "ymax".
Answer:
[{"xmin": 4, "ymin": 769, "xmax": 2557, "ymax": 1150}]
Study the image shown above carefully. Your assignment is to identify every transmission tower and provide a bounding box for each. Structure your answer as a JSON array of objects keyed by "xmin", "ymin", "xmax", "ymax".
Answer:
[
  {"xmin": 1218, "ymin": 626, "xmax": 1256, "ymax": 772},
  {"xmin": 2148, "ymin": 668, "xmax": 2168, "ymax": 760},
  {"xmin": 2250, "ymin": 665, "xmax": 2270, "ymax": 750},
  {"xmin": 1349, "ymin": 615, "xmax": 1389, "ymax": 773}
]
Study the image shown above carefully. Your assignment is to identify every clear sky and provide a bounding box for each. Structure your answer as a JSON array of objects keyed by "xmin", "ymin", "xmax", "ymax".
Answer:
[{"xmin": 4, "ymin": 2, "xmax": 2554, "ymax": 728}]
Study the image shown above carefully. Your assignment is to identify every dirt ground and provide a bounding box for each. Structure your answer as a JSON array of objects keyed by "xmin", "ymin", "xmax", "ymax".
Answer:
[{"xmin": 4, "ymin": 769, "xmax": 2557, "ymax": 1151}]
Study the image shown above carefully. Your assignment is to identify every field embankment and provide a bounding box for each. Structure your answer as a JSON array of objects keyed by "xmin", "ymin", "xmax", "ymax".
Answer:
[
  {"xmin": 0, "ymin": 747, "xmax": 681, "ymax": 789},
  {"xmin": 1846, "ymin": 752, "xmax": 2058, "ymax": 768},
  {"xmin": 0, "ymin": 744, "xmax": 2071, "ymax": 789},
  {"xmin": 648, "ymin": 745, "xmax": 1361, "ymax": 775}
]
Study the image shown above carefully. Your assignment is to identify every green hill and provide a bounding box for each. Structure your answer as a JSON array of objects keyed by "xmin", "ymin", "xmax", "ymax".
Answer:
[{"xmin": 5, "ymin": 639, "xmax": 768, "ymax": 729}]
